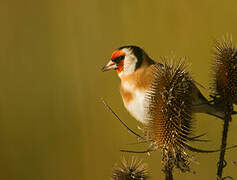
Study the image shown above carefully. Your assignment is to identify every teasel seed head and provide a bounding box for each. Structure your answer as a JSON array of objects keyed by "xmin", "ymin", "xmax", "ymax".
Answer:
[
  {"xmin": 213, "ymin": 35, "xmax": 237, "ymax": 104},
  {"xmin": 144, "ymin": 58, "xmax": 194, "ymax": 172},
  {"xmin": 111, "ymin": 157, "xmax": 149, "ymax": 180}
]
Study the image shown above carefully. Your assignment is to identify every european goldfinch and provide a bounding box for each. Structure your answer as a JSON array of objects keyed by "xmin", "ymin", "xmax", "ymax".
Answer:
[{"xmin": 102, "ymin": 46, "xmax": 225, "ymax": 124}]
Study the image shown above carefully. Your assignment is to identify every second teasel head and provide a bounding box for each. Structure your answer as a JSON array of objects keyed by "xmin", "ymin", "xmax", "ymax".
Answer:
[
  {"xmin": 213, "ymin": 36, "xmax": 237, "ymax": 104},
  {"xmin": 111, "ymin": 157, "xmax": 149, "ymax": 180},
  {"xmin": 144, "ymin": 58, "xmax": 194, "ymax": 172}
]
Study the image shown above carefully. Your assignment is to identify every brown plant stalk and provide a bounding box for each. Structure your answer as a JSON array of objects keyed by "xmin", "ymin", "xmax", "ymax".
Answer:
[
  {"xmin": 212, "ymin": 35, "xmax": 237, "ymax": 179},
  {"xmin": 217, "ymin": 101, "xmax": 232, "ymax": 179}
]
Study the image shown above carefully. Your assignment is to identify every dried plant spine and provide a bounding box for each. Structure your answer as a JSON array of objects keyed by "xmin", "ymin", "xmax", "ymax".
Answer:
[
  {"xmin": 144, "ymin": 59, "xmax": 194, "ymax": 174},
  {"xmin": 111, "ymin": 157, "xmax": 149, "ymax": 180}
]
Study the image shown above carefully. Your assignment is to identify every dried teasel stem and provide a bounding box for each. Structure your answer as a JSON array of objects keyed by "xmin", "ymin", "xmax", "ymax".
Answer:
[
  {"xmin": 111, "ymin": 157, "xmax": 149, "ymax": 180},
  {"xmin": 217, "ymin": 101, "xmax": 232, "ymax": 179},
  {"xmin": 212, "ymin": 35, "xmax": 237, "ymax": 179},
  {"xmin": 164, "ymin": 166, "xmax": 173, "ymax": 180}
]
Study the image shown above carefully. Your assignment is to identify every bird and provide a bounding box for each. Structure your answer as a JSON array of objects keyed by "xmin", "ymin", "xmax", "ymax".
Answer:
[{"xmin": 102, "ymin": 45, "xmax": 225, "ymax": 124}]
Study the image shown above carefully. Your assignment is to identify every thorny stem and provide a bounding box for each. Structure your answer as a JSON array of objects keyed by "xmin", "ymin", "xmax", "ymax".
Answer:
[
  {"xmin": 164, "ymin": 167, "xmax": 173, "ymax": 180},
  {"xmin": 165, "ymin": 171, "xmax": 173, "ymax": 180},
  {"xmin": 217, "ymin": 101, "xmax": 233, "ymax": 179}
]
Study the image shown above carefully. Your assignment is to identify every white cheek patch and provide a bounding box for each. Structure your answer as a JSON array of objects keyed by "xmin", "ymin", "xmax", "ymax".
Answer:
[{"xmin": 123, "ymin": 55, "xmax": 137, "ymax": 75}]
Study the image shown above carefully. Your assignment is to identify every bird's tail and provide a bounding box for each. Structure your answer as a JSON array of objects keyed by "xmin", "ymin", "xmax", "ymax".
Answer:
[
  {"xmin": 191, "ymin": 84, "xmax": 236, "ymax": 120},
  {"xmin": 193, "ymin": 103, "xmax": 225, "ymax": 119}
]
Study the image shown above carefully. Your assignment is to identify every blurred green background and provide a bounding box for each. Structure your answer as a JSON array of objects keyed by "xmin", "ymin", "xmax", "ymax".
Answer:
[{"xmin": 1, "ymin": 0, "xmax": 237, "ymax": 179}]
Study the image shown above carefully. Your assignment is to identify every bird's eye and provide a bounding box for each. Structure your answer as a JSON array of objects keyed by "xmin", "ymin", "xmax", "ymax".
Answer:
[{"xmin": 112, "ymin": 56, "xmax": 125, "ymax": 64}]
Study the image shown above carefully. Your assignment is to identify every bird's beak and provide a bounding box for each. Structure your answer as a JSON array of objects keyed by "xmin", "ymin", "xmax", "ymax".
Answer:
[{"xmin": 101, "ymin": 60, "xmax": 117, "ymax": 72}]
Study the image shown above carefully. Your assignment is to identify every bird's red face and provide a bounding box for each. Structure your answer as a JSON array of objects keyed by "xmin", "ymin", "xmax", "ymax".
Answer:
[{"xmin": 102, "ymin": 49, "xmax": 126, "ymax": 74}]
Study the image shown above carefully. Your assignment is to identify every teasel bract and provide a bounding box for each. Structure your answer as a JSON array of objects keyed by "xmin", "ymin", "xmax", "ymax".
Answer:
[
  {"xmin": 213, "ymin": 35, "xmax": 237, "ymax": 104},
  {"xmin": 144, "ymin": 58, "xmax": 194, "ymax": 173},
  {"xmin": 111, "ymin": 157, "xmax": 149, "ymax": 180}
]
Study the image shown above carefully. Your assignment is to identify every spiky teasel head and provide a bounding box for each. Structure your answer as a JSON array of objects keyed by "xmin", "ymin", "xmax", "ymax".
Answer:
[
  {"xmin": 144, "ymin": 58, "xmax": 194, "ymax": 172},
  {"xmin": 213, "ymin": 35, "xmax": 237, "ymax": 104},
  {"xmin": 111, "ymin": 157, "xmax": 149, "ymax": 180}
]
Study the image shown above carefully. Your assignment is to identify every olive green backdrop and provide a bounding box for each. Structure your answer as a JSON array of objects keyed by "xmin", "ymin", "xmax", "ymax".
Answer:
[{"xmin": 1, "ymin": 0, "xmax": 237, "ymax": 179}]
